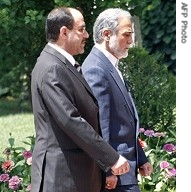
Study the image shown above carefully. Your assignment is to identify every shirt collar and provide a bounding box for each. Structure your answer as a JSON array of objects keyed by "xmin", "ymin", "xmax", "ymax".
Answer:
[
  {"xmin": 48, "ymin": 42, "xmax": 75, "ymax": 66},
  {"xmin": 94, "ymin": 44, "xmax": 119, "ymax": 68}
]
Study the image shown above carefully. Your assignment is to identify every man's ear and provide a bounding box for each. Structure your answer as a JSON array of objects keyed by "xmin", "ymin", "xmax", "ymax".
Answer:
[
  {"xmin": 60, "ymin": 26, "xmax": 68, "ymax": 39},
  {"xmin": 102, "ymin": 29, "xmax": 111, "ymax": 41}
]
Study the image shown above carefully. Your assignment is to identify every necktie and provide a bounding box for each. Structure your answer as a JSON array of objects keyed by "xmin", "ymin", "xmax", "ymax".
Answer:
[{"xmin": 74, "ymin": 61, "xmax": 82, "ymax": 74}]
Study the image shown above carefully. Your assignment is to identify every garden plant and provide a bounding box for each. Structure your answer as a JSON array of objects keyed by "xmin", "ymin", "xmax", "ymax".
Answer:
[
  {"xmin": 0, "ymin": 128, "xmax": 176, "ymax": 191},
  {"xmin": 0, "ymin": 135, "xmax": 34, "ymax": 192},
  {"xmin": 0, "ymin": 47, "xmax": 176, "ymax": 191}
]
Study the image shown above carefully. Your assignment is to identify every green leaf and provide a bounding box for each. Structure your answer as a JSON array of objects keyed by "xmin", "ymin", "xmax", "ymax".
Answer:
[
  {"xmin": 1, "ymin": 0, "xmax": 11, "ymax": 6},
  {"xmin": 156, "ymin": 31, "xmax": 164, "ymax": 39},
  {"xmin": 15, "ymin": 159, "xmax": 25, "ymax": 167},
  {"xmin": 8, "ymin": 137, "xmax": 14, "ymax": 147},
  {"xmin": 163, "ymin": 36, "xmax": 172, "ymax": 44}
]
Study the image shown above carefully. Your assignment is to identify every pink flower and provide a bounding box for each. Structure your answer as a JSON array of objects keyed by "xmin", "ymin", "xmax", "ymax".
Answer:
[
  {"xmin": 139, "ymin": 128, "xmax": 145, "ymax": 133},
  {"xmin": 27, "ymin": 156, "xmax": 32, "ymax": 165},
  {"xmin": 22, "ymin": 150, "xmax": 32, "ymax": 159},
  {"xmin": 163, "ymin": 143, "xmax": 176, "ymax": 153},
  {"xmin": 154, "ymin": 132, "xmax": 166, "ymax": 137},
  {"xmin": 26, "ymin": 183, "xmax": 32, "ymax": 191},
  {"xmin": 0, "ymin": 173, "xmax": 10, "ymax": 182},
  {"xmin": 8, "ymin": 176, "xmax": 21, "ymax": 190},
  {"xmin": 144, "ymin": 130, "xmax": 155, "ymax": 137},
  {"xmin": 165, "ymin": 168, "xmax": 176, "ymax": 178},
  {"xmin": 160, "ymin": 161, "xmax": 169, "ymax": 170},
  {"xmin": 1, "ymin": 160, "xmax": 15, "ymax": 172}
]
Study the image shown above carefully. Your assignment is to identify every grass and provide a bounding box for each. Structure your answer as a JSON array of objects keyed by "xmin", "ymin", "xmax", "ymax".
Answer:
[{"xmin": 0, "ymin": 97, "xmax": 35, "ymax": 157}]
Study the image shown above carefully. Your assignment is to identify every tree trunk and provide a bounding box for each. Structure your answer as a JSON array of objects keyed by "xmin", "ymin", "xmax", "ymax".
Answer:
[{"xmin": 132, "ymin": 15, "xmax": 142, "ymax": 47}]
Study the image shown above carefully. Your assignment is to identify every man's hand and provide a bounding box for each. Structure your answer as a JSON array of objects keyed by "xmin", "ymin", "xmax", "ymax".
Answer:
[
  {"xmin": 111, "ymin": 155, "xmax": 130, "ymax": 175},
  {"xmin": 139, "ymin": 162, "xmax": 153, "ymax": 177},
  {"xmin": 105, "ymin": 175, "xmax": 118, "ymax": 189}
]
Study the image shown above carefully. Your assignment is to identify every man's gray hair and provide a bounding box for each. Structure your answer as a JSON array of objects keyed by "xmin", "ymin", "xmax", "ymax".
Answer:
[{"xmin": 93, "ymin": 8, "xmax": 132, "ymax": 44}]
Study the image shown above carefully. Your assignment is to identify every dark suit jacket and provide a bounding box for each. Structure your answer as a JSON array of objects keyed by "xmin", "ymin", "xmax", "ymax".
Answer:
[
  {"xmin": 82, "ymin": 46, "xmax": 148, "ymax": 186},
  {"xmin": 31, "ymin": 44, "xmax": 119, "ymax": 192}
]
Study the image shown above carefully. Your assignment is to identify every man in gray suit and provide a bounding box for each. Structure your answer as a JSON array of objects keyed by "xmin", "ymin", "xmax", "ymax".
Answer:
[
  {"xmin": 82, "ymin": 8, "xmax": 153, "ymax": 192},
  {"xmin": 31, "ymin": 6, "xmax": 130, "ymax": 192}
]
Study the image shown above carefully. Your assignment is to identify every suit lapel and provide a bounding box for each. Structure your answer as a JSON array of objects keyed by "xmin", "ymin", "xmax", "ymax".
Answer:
[
  {"xmin": 110, "ymin": 67, "xmax": 136, "ymax": 118},
  {"xmin": 91, "ymin": 47, "xmax": 136, "ymax": 118},
  {"xmin": 106, "ymin": 56, "xmax": 140, "ymax": 134},
  {"xmin": 127, "ymin": 90, "xmax": 140, "ymax": 136},
  {"xmin": 43, "ymin": 44, "xmax": 97, "ymax": 101},
  {"xmin": 66, "ymin": 62, "xmax": 96, "ymax": 98}
]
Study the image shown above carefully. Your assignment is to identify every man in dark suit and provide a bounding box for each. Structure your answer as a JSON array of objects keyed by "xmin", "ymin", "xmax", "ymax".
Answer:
[
  {"xmin": 82, "ymin": 8, "xmax": 153, "ymax": 192},
  {"xmin": 31, "ymin": 6, "xmax": 130, "ymax": 192}
]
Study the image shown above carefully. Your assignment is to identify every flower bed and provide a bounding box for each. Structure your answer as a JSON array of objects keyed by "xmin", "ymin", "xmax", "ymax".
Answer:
[{"xmin": 0, "ymin": 134, "xmax": 34, "ymax": 192}]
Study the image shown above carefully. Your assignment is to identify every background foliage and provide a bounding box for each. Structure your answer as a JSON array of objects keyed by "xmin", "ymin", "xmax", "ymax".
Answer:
[
  {"xmin": 0, "ymin": 0, "xmax": 175, "ymax": 100},
  {"xmin": 120, "ymin": 47, "xmax": 176, "ymax": 130},
  {"xmin": 0, "ymin": 0, "xmax": 176, "ymax": 191},
  {"xmin": 141, "ymin": 0, "xmax": 176, "ymax": 75},
  {"xmin": 0, "ymin": 0, "xmax": 53, "ymax": 99}
]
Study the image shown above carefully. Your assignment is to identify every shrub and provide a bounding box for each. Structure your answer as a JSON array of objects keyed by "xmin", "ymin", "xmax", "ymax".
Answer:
[
  {"xmin": 120, "ymin": 47, "xmax": 176, "ymax": 131},
  {"xmin": 120, "ymin": 47, "xmax": 176, "ymax": 191}
]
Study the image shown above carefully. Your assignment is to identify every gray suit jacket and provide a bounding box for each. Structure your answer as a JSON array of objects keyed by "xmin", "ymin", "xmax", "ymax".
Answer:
[
  {"xmin": 31, "ymin": 44, "xmax": 119, "ymax": 192},
  {"xmin": 82, "ymin": 46, "xmax": 148, "ymax": 186}
]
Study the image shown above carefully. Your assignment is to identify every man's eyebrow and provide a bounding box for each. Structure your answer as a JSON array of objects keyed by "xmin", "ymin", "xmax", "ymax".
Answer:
[
  {"xmin": 78, "ymin": 24, "xmax": 86, "ymax": 28},
  {"xmin": 123, "ymin": 31, "xmax": 134, "ymax": 34}
]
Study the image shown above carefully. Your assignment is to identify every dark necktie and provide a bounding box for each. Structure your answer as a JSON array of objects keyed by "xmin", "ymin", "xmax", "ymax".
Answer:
[{"xmin": 74, "ymin": 61, "xmax": 82, "ymax": 74}]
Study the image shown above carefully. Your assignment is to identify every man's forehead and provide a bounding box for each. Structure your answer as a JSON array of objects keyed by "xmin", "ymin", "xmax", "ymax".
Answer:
[
  {"xmin": 118, "ymin": 17, "xmax": 132, "ymax": 29},
  {"xmin": 119, "ymin": 24, "xmax": 133, "ymax": 33}
]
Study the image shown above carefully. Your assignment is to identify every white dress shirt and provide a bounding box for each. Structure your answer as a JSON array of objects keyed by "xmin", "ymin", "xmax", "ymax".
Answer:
[
  {"xmin": 94, "ymin": 44, "xmax": 124, "ymax": 83},
  {"xmin": 48, "ymin": 42, "xmax": 76, "ymax": 66}
]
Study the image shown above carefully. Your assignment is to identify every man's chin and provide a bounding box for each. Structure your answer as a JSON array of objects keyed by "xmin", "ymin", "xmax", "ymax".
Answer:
[
  {"xmin": 118, "ymin": 52, "xmax": 128, "ymax": 59},
  {"xmin": 79, "ymin": 49, "xmax": 84, "ymax": 54}
]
